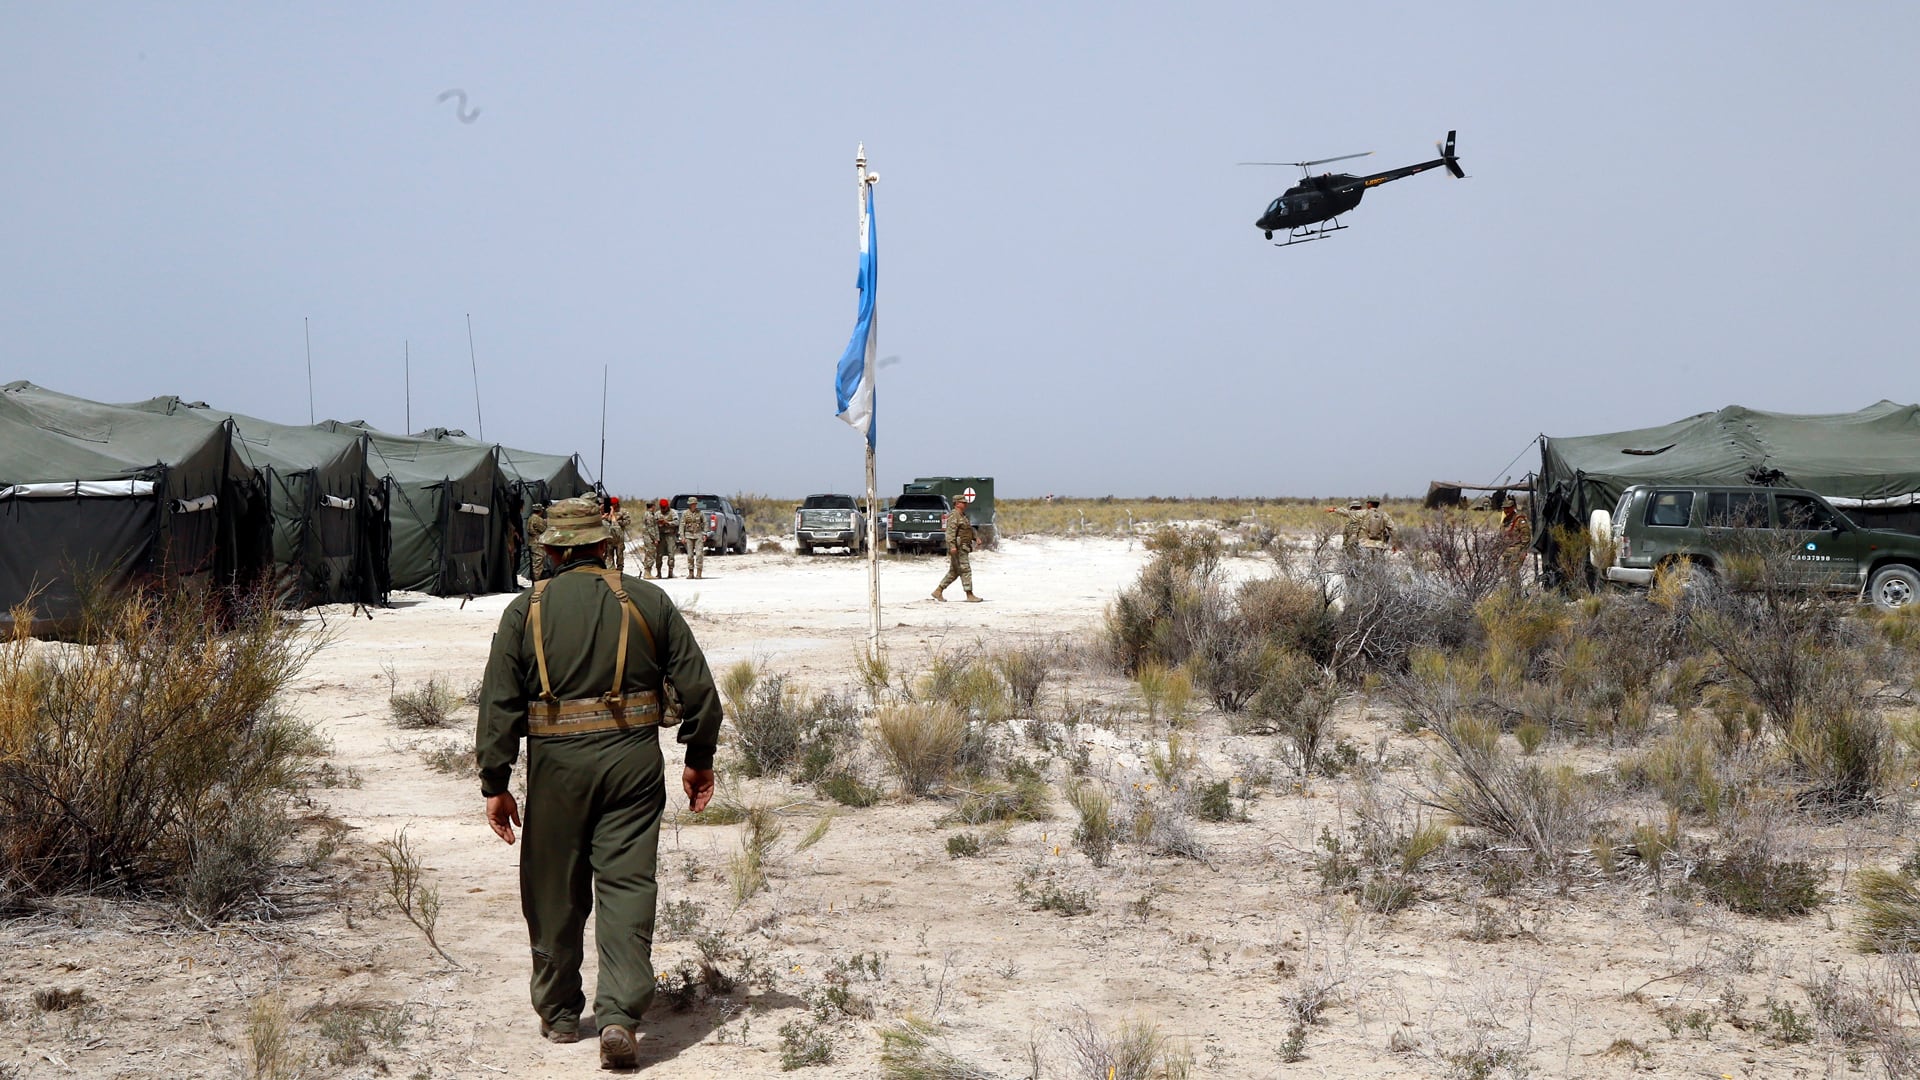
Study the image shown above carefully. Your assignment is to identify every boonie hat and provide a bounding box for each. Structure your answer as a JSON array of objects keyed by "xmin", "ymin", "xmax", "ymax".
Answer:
[
  {"xmin": 1347, "ymin": 500, "xmax": 1362, "ymax": 510},
  {"xmin": 538, "ymin": 497, "xmax": 615, "ymax": 546}
]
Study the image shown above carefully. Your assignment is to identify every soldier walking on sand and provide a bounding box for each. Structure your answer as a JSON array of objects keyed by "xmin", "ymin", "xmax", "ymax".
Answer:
[
  {"xmin": 477, "ymin": 497, "xmax": 723, "ymax": 1069},
  {"xmin": 654, "ymin": 499, "xmax": 675, "ymax": 579},
  {"xmin": 1324, "ymin": 500, "xmax": 1365, "ymax": 556},
  {"xmin": 679, "ymin": 497, "xmax": 708, "ymax": 580},
  {"xmin": 932, "ymin": 488, "xmax": 984, "ymax": 602}
]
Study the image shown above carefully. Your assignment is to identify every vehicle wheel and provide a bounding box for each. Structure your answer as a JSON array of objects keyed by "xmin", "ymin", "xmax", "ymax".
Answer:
[
  {"xmin": 885, "ymin": 541, "xmax": 897, "ymax": 555},
  {"xmin": 1868, "ymin": 564, "xmax": 1920, "ymax": 612},
  {"xmin": 798, "ymin": 542, "xmax": 813, "ymax": 556},
  {"xmin": 1264, "ymin": 230, "xmax": 1273, "ymax": 240},
  {"xmin": 1587, "ymin": 509, "xmax": 1612, "ymax": 569}
]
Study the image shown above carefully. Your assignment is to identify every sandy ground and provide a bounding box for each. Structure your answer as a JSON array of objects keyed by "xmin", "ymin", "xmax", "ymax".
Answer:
[{"xmin": 3, "ymin": 534, "xmax": 1913, "ymax": 1078}]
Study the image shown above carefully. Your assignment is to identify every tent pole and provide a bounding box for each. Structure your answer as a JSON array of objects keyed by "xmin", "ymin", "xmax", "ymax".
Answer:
[
  {"xmin": 304, "ymin": 317, "xmax": 314, "ymax": 425},
  {"xmin": 466, "ymin": 313, "xmax": 484, "ymax": 440}
]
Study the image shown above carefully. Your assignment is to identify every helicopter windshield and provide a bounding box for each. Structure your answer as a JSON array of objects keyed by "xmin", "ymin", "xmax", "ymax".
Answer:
[{"xmin": 1266, "ymin": 197, "xmax": 1285, "ymax": 215}]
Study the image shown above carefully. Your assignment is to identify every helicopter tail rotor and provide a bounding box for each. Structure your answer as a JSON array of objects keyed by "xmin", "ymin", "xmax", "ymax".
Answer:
[{"xmin": 1438, "ymin": 130, "xmax": 1465, "ymax": 178}]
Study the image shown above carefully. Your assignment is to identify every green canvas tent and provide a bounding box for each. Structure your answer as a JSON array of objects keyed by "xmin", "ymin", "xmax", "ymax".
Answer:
[
  {"xmin": 1538, "ymin": 402, "xmax": 1920, "ymax": 555},
  {"xmin": 0, "ymin": 382, "xmax": 270, "ymax": 632},
  {"xmin": 319, "ymin": 422, "xmax": 516, "ymax": 595},
  {"xmin": 414, "ymin": 427, "xmax": 592, "ymax": 577},
  {"xmin": 127, "ymin": 398, "xmax": 389, "ymax": 607}
]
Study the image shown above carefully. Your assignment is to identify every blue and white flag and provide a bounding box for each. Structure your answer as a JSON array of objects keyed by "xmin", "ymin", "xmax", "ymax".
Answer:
[{"xmin": 834, "ymin": 186, "xmax": 877, "ymax": 447}]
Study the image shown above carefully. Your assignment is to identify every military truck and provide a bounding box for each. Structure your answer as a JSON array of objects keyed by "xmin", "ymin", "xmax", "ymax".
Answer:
[{"xmin": 904, "ymin": 476, "xmax": 996, "ymax": 548}]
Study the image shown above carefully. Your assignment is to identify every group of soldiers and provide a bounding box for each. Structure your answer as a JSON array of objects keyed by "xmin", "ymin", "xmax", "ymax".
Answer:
[
  {"xmin": 525, "ymin": 494, "xmax": 712, "ymax": 583},
  {"xmin": 1325, "ymin": 494, "xmax": 1533, "ymax": 569},
  {"xmin": 1325, "ymin": 497, "xmax": 1397, "ymax": 555}
]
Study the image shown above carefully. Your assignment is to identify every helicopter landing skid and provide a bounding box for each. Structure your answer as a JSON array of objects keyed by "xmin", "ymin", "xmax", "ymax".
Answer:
[{"xmin": 1275, "ymin": 220, "xmax": 1347, "ymax": 247}]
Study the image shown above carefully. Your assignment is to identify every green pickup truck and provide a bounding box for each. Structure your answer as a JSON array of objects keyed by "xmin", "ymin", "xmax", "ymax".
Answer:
[
  {"xmin": 882, "ymin": 492, "xmax": 952, "ymax": 554},
  {"xmin": 1593, "ymin": 483, "xmax": 1920, "ymax": 610}
]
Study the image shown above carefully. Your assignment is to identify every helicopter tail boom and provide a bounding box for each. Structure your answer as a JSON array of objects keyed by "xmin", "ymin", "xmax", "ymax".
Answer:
[{"xmin": 1439, "ymin": 130, "xmax": 1464, "ymax": 178}]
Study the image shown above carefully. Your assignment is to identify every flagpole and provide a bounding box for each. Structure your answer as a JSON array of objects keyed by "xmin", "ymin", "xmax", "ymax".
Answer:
[{"xmin": 857, "ymin": 144, "xmax": 881, "ymax": 659}]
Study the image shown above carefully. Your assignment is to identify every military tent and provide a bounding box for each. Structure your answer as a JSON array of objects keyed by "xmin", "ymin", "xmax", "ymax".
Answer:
[
  {"xmin": 320, "ymin": 422, "xmax": 516, "ymax": 595},
  {"xmin": 1538, "ymin": 401, "xmax": 1920, "ymax": 550},
  {"xmin": 414, "ymin": 427, "xmax": 592, "ymax": 575},
  {"xmin": 0, "ymin": 382, "xmax": 270, "ymax": 632},
  {"xmin": 127, "ymin": 398, "xmax": 389, "ymax": 607}
]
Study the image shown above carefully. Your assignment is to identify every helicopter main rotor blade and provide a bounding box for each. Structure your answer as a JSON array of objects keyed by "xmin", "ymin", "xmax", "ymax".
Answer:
[
  {"xmin": 1236, "ymin": 151, "xmax": 1373, "ymax": 168},
  {"xmin": 1295, "ymin": 151, "xmax": 1372, "ymax": 167}
]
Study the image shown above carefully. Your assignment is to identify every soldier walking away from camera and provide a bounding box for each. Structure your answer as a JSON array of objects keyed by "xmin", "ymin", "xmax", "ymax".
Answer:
[
  {"xmin": 680, "ymin": 498, "xmax": 709, "ymax": 580},
  {"xmin": 1360, "ymin": 498, "xmax": 1395, "ymax": 555},
  {"xmin": 932, "ymin": 489, "xmax": 983, "ymax": 602},
  {"xmin": 526, "ymin": 504, "xmax": 550, "ymax": 582},
  {"xmin": 477, "ymin": 497, "xmax": 723, "ymax": 1070},
  {"xmin": 635, "ymin": 499, "xmax": 659, "ymax": 578},
  {"xmin": 654, "ymin": 499, "xmax": 675, "ymax": 579},
  {"xmin": 1325, "ymin": 500, "xmax": 1365, "ymax": 556}
]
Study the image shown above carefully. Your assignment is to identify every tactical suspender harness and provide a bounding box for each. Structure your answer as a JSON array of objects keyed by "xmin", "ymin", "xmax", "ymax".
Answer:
[{"xmin": 525, "ymin": 567, "xmax": 666, "ymax": 737}]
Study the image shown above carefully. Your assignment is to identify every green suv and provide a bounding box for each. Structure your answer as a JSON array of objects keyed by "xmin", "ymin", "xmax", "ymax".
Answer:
[{"xmin": 1592, "ymin": 484, "xmax": 1920, "ymax": 611}]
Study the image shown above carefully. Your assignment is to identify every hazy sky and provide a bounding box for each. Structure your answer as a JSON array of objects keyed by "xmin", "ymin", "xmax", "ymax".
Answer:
[{"xmin": 4, "ymin": 4, "xmax": 1916, "ymax": 498}]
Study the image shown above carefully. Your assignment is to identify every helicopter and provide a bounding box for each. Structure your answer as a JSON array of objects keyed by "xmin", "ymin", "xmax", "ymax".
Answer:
[{"xmin": 1244, "ymin": 130, "xmax": 1463, "ymax": 246}]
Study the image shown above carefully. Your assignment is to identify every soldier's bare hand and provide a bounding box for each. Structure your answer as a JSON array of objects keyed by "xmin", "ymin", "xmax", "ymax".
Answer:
[
  {"xmin": 486, "ymin": 793, "xmax": 521, "ymax": 845},
  {"xmin": 684, "ymin": 767, "xmax": 716, "ymax": 813}
]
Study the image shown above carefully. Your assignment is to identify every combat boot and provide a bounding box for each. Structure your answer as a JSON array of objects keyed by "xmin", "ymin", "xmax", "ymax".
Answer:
[
  {"xmin": 600, "ymin": 1023, "xmax": 637, "ymax": 1069},
  {"xmin": 964, "ymin": 592, "xmax": 984, "ymax": 602},
  {"xmin": 931, "ymin": 588, "xmax": 945, "ymax": 601},
  {"xmin": 539, "ymin": 1018, "xmax": 580, "ymax": 1044}
]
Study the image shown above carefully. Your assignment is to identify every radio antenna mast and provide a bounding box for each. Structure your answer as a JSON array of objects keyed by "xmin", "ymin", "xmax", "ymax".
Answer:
[{"xmin": 465, "ymin": 313, "xmax": 484, "ymax": 440}]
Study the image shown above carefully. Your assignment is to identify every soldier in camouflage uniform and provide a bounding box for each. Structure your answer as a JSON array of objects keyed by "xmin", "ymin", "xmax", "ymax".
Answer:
[
  {"xmin": 1360, "ymin": 498, "xmax": 1395, "ymax": 555},
  {"xmin": 654, "ymin": 499, "xmax": 675, "ymax": 579},
  {"xmin": 605, "ymin": 497, "xmax": 633, "ymax": 572},
  {"xmin": 932, "ymin": 490, "xmax": 983, "ymax": 602},
  {"xmin": 477, "ymin": 497, "xmax": 723, "ymax": 1069},
  {"xmin": 634, "ymin": 499, "xmax": 659, "ymax": 578},
  {"xmin": 1324, "ymin": 499, "xmax": 1365, "ymax": 556},
  {"xmin": 526, "ymin": 504, "xmax": 549, "ymax": 581},
  {"xmin": 679, "ymin": 498, "xmax": 708, "ymax": 580}
]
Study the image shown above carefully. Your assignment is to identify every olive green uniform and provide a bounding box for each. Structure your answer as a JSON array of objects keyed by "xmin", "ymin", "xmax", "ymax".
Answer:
[
  {"xmin": 937, "ymin": 504, "xmax": 976, "ymax": 594},
  {"xmin": 679, "ymin": 504, "xmax": 707, "ymax": 579},
  {"xmin": 478, "ymin": 559, "xmax": 722, "ymax": 1037}
]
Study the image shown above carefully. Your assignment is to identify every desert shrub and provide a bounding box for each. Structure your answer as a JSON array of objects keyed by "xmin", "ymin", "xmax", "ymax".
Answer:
[
  {"xmin": 1238, "ymin": 649, "xmax": 1341, "ymax": 775},
  {"xmin": 728, "ymin": 670, "xmax": 864, "ymax": 783},
  {"xmin": 0, "ymin": 584, "xmax": 320, "ymax": 913},
  {"xmin": 1548, "ymin": 523, "xmax": 1600, "ymax": 596},
  {"xmin": 920, "ymin": 650, "xmax": 1011, "ymax": 724},
  {"xmin": 1060, "ymin": 1010, "xmax": 1170, "ymax": 1080},
  {"xmin": 877, "ymin": 1014, "xmax": 996, "ymax": 1080},
  {"xmin": 1856, "ymin": 867, "xmax": 1920, "ymax": 952},
  {"xmin": 816, "ymin": 773, "xmax": 882, "ymax": 807},
  {"xmin": 1190, "ymin": 576, "xmax": 1333, "ymax": 713},
  {"xmin": 946, "ymin": 833, "xmax": 981, "ymax": 858},
  {"xmin": 1068, "ymin": 782, "xmax": 1117, "ymax": 867},
  {"xmin": 388, "ymin": 676, "xmax": 461, "ymax": 729},
  {"xmin": 1692, "ymin": 843, "xmax": 1825, "ymax": 917},
  {"xmin": 876, "ymin": 703, "xmax": 968, "ymax": 797},
  {"xmin": 1105, "ymin": 531, "xmax": 1226, "ymax": 674},
  {"xmin": 1408, "ymin": 509, "xmax": 1524, "ymax": 604},
  {"xmin": 993, "ymin": 641, "xmax": 1055, "ymax": 715},
  {"xmin": 1618, "ymin": 715, "xmax": 1731, "ymax": 818},
  {"xmin": 1326, "ymin": 562, "xmax": 1479, "ymax": 679},
  {"xmin": 1397, "ymin": 662, "xmax": 1594, "ymax": 867},
  {"xmin": 948, "ymin": 770, "xmax": 1053, "ymax": 824}
]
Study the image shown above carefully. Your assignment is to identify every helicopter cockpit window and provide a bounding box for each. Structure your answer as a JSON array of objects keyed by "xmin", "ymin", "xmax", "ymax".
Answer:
[{"xmin": 1266, "ymin": 198, "xmax": 1285, "ymax": 215}]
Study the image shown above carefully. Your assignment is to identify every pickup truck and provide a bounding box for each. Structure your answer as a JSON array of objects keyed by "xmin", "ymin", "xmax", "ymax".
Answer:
[
  {"xmin": 882, "ymin": 492, "xmax": 951, "ymax": 554},
  {"xmin": 1592, "ymin": 483, "xmax": 1920, "ymax": 611},
  {"xmin": 793, "ymin": 494, "xmax": 867, "ymax": 555},
  {"xmin": 668, "ymin": 493, "xmax": 747, "ymax": 555}
]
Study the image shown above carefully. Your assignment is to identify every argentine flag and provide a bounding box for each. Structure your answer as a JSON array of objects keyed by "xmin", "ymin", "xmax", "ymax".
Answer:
[{"xmin": 834, "ymin": 186, "xmax": 877, "ymax": 447}]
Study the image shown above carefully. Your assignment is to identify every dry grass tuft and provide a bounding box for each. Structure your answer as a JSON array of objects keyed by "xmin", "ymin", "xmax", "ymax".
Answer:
[{"xmin": 877, "ymin": 703, "xmax": 969, "ymax": 797}]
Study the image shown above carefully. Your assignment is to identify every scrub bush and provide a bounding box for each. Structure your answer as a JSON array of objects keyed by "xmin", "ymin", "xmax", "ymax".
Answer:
[{"xmin": 0, "ymin": 583, "xmax": 321, "ymax": 915}]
